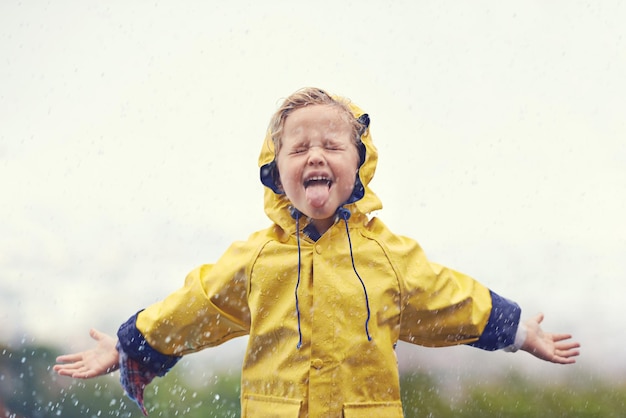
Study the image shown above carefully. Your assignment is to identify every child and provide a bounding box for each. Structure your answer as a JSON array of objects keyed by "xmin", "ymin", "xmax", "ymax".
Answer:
[{"xmin": 54, "ymin": 87, "xmax": 580, "ymax": 417}]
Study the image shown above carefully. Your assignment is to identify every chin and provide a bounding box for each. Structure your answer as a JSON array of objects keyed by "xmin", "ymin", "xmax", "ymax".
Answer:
[{"xmin": 306, "ymin": 207, "xmax": 335, "ymax": 220}]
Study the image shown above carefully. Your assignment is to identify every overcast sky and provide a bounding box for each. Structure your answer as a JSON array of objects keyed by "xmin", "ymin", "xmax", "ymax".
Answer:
[{"xmin": 1, "ymin": 1, "xmax": 625, "ymax": 379}]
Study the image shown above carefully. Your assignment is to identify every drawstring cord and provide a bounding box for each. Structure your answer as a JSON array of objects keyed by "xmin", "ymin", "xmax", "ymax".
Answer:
[
  {"xmin": 291, "ymin": 206, "xmax": 372, "ymax": 349},
  {"xmin": 337, "ymin": 207, "xmax": 372, "ymax": 342},
  {"xmin": 290, "ymin": 207, "xmax": 304, "ymax": 349}
]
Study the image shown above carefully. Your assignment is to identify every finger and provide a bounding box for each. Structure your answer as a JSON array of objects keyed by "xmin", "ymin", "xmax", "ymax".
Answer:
[
  {"xmin": 551, "ymin": 333, "xmax": 574, "ymax": 342},
  {"xmin": 552, "ymin": 356, "xmax": 577, "ymax": 365},
  {"xmin": 556, "ymin": 348, "xmax": 579, "ymax": 357},
  {"xmin": 557, "ymin": 346, "xmax": 581, "ymax": 357},
  {"xmin": 56, "ymin": 353, "xmax": 85, "ymax": 363},
  {"xmin": 532, "ymin": 312, "xmax": 545, "ymax": 324},
  {"xmin": 556, "ymin": 348, "xmax": 579, "ymax": 362},
  {"xmin": 89, "ymin": 328, "xmax": 105, "ymax": 341},
  {"xmin": 61, "ymin": 362, "xmax": 97, "ymax": 379},
  {"xmin": 54, "ymin": 367, "xmax": 73, "ymax": 376},
  {"xmin": 55, "ymin": 366, "xmax": 84, "ymax": 377},
  {"xmin": 71, "ymin": 369, "xmax": 98, "ymax": 379},
  {"xmin": 54, "ymin": 361, "xmax": 84, "ymax": 372},
  {"xmin": 553, "ymin": 345, "xmax": 580, "ymax": 361},
  {"xmin": 554, "ymin": 340, "xmax": 581, "ymax": 350}
]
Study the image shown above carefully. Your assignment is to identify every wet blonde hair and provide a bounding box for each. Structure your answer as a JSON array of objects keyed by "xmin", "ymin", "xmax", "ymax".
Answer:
[{"xmin": 268, "ymin": 87, "xmax": 364, "ymax": 154}]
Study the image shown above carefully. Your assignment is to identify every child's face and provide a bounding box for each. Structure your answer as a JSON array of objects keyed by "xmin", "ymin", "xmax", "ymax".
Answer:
[{"xmin": 276, "ymin": 104, "xmax": 360, "ymax": 231}]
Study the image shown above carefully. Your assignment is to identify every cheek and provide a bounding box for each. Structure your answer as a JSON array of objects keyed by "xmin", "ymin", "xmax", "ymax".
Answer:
[
  {"xmin": 275, "ymin": 160, "xmax": 299, "ymax": 191},
  {"xmin": 343, "ymin": 154, "xmax": 360, "ymax": 184},
  {"xmin": 336, "ymin": 164, "xmax": 359, "ymax": 193},
  {"xmin": 339, "ymin": 172, "xmax": 358, "ymax": 194}
]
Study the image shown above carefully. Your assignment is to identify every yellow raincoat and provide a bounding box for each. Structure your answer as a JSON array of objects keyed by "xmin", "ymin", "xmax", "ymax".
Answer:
[{"xmin": 123, "ymin": 100, "xmax": 519, "ymax": 417}]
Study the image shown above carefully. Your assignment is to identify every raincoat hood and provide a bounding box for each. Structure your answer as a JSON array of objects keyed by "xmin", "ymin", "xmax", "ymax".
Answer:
[{"xmin": 259, "ymin": 99, "xmax": 382, "ymax": 232}]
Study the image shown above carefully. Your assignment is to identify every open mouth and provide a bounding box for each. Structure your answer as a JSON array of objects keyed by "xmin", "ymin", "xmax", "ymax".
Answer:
[
  {"xmin": 303, "ymin": 175, "xmax": 333, "ymax": 207},
  {"xmin": 303, "ymin": 176, "xmax": 332, "ymax": 188}
]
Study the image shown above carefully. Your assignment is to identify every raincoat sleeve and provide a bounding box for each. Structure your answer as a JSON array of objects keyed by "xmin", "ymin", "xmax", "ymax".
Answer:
[
  {"xmin": 465, "ymin": 289, "xmax": 521, "ymax": 350},
  {"xmin": 116, "ymin": 237, "xmax": 261, "ymax": 372},
  {"xmin": 376, "ymin": 222, "xmax": 520, "ymax": 350}
]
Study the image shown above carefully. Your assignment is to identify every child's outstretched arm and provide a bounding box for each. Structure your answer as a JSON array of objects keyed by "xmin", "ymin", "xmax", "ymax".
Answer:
[
  {"xmin": 53, "ymin": 328, "xmax": 119, "ymax": 378},
  {"xmin": 520, "ymin": 313, "xmax": 580, "ymax": 364}
]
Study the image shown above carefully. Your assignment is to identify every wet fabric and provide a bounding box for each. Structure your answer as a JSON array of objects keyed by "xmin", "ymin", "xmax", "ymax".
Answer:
[{"xmin": 117, "ymin": 343, "xmax": 155, "ymax": 416}]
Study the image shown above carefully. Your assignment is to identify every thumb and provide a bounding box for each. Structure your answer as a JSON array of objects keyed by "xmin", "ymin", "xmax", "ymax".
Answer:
[
  {"xmin": 89, "ymin": 328, "xmax": 105, "ymax": 342},
  {"xmin": 531, "ymin": 312, "xmax": 544, "ymax": 325}
]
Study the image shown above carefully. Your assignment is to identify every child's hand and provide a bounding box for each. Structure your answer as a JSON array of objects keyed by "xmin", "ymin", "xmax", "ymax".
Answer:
[
  {"xmin": 53, "ymin": 328, "xmax": 119, "ymax": 378},
  {"xmin": 520, "ymin": 313, "xmax": 580, "ymax": 364}
]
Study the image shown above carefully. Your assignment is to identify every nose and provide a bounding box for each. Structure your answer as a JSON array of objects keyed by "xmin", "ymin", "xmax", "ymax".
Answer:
[{"xmin": 307, "ymin": 146, "xmax": 326, "ymax": 165}]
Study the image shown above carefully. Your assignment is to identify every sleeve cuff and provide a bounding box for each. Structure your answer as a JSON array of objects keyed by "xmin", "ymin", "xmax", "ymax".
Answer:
[
  {"xmin": 116, "ymin": 311, "xmax": 181, "ymax": 376},
  {"xmin": 503, "ymin": 322, "xmax": 528, "ymax": 352},
  {"xmin": 467, "ymin": 290, "xmax": 522, "ymax": 351}
]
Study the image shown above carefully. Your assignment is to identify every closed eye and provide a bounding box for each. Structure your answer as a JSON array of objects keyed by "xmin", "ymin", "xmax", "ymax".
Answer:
[
  {"xmin": 290, "ymin": 147, "xmax": 308, "ymax": 155},
  {"xmin": 323, "ymin": 140, "xmax": 343, "ymax": 151},
  {"xmin": 287, "ymin": 142, "xmax": 345, "ymax": 154}
]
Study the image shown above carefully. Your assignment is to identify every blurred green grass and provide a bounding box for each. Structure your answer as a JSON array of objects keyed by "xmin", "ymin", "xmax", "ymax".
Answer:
[{"xmin": 1, "ymin": 343, "xmax": 623, "ymax": 417}]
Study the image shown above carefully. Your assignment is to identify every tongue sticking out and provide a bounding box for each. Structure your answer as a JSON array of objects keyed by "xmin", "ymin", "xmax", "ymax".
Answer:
[{"xmin": 305, "ymin": 183, "xmax": 331, "ymax": 208}]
